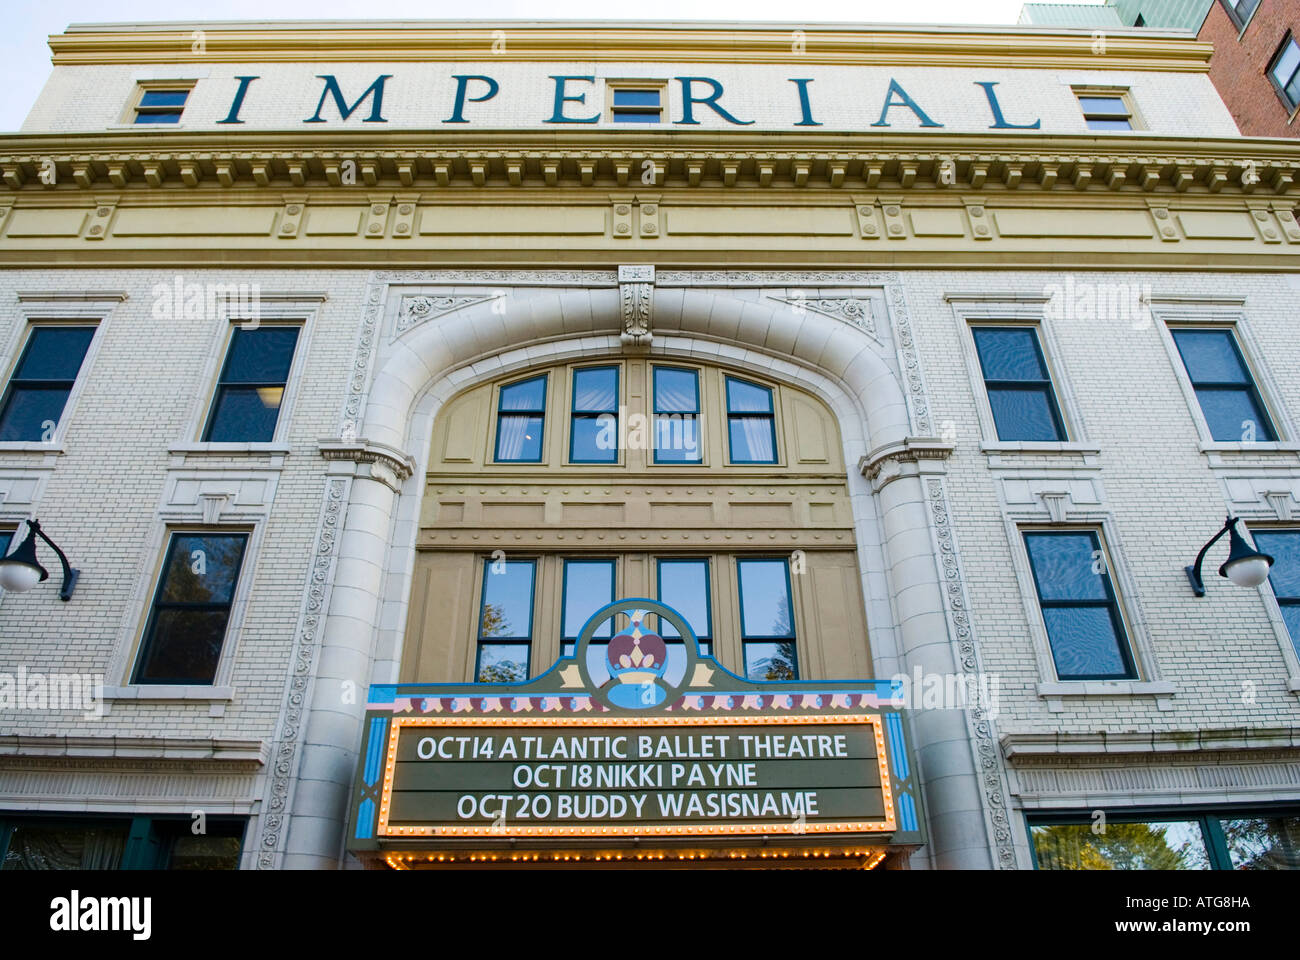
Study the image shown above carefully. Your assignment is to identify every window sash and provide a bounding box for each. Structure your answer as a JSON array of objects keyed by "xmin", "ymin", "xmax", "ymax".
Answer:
[
  {"xmin": 132, "ymin": 532, "xmax": 248, "ymax": 685},
  {"xmin": 1223, "ymin": 0, "xmax": 1262, "ymax": 29},
  {"xmin": 561, "ymin": 559, "xmax": 615, "ymax": 641},
  {"xmin": 1171, "ymin": 329, "xmax": 1278, "ymax": 442},
  {"xmin": 476, "ymin": 558, "xmax": 535, "ymax": 682},
  {"xmin": 737, "ymin": 559, "xmax": 796, "ymax": 640},
  {"xmin": 1270, "ymin": 36, "xmax": 1300, "ymax": 110},
  {"xmin": 656, "ymin": 558, "xmax": 713, "ymax": 645},
  {"xmin": 1024, "ymin": 531, "xmax": 1137, "ymax": 681},
  {"xmin": 202, "ymin": 327, "xmax": 299, "ymax": 443},
  {"xmin": 972, "ymin": 327, "xmax": 1067, "ymax": 441},
  {"xmin": 725, "ymin": 377, "xmax": 777, "ymax": 464},
  {"xmin": 494, "ymin": 375, "xmax": 547, "ymax": 463},
  {"xmin": 570, "ymin": 366, "xmax": 618, "ymax": 463},
  {"xmin": 653, "ymin": 367, "xmax": 701, "ymax": 464},
  {"xmin": 0, "ymin": 326, "xmax": 96, "ymax": 442}
]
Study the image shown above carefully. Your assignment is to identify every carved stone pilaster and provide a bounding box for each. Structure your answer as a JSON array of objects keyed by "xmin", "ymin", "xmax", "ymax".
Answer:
[{"xmin": 618, "ymin": 264, "xmax": 654, "ymax": 348}]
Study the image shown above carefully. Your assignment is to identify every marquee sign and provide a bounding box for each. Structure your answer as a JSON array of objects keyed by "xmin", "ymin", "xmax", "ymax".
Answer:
[{"xmin": 348, "ymin": 599, "xmax": 921, "ymax": 854}]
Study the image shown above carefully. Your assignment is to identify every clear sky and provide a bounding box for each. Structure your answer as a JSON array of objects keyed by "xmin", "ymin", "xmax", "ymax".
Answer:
[{"xmin": 0, "ymin": 0, "xmax": 1099, "ymax": 131}]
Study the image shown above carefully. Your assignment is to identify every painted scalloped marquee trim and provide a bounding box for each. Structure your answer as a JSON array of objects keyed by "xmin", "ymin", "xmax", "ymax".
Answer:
[{"xmin": 375, "ymin": 691, "xmax": 895, "ymax": 714}]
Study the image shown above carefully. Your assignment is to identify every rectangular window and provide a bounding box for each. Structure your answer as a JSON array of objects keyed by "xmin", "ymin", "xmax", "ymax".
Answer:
[
  {"xmin": 561, "ymin": 559, "xmax": 614, "ymax": 657},
  {"xmin": 0, "ymin": 528, "xmax": 13, "ymax": 558},
  {"xmin": 1, "ymin": 820, "xmax": 130, "ymax": 870},
  {"xmin": 726, "ymin": 377, "xmax": 777, "ymax": 464},
  {"xmin": 570, "ymin": 366, "xmax": 618, "ymax": 463},
  {"xmin": 737, "ymin": 558, "xmax": 797, "ymax": 681},
  {"xmin": 1024, "ymin": 530, "xmax": 1136, "ymax": 680},
  {"xmin": 1076, "ymin": 91, "xmax": 1135, "ymax": 130},
  {"xmin": 203, "ymin": 326, "xmax": 300, "ymax": 443},
  {"xmin": 1222, "ymin": 0, "xmax": 1262, "ymax": 31},
  {"xmin": 494, "ymin": 375, "xmax": 547, "ymax": 463},
  {"xmin": 0, "ymin": 326, "xmax": 96, "ymax": 442},
  {"xmin": 132, "ymin": 532, "xmax": 248, "ymax": 685},
  {"xmin": 1250, "ymin": 530, "xmax": 1300, "ymax": 659},
  {"xmin": 476, "ymin": 558, "xmax": 535, "ymax": 682},
  {"xmin": 1269, "ymin": 34, "xmax": 1300, "ymax": 112},
  {"xmin": 609, "ymin": 86, "xmax": 663, "ymax": 123},
  {"xmin": 657, "ymin": 559, "xmax": 713, "ymax": 661},
  {"xmin": 1032, "ymin": 818, "xmax": 1211, "ymax": 870},
  {"xmin": 653, "ymin": 366, "xmax": 701, "ymax": 463},
  {"xmin": 1170, "ymin": 328, "xmax": 1277, "ymax": 443},
  {"xmin": 1029, "ymin": 808, "xmax": 1300, "ymax": 870},
  {"xmin": 971, "ymin": 326, "xmax": 1067, "ymax": 442},
  {"xmin": 1, "ymin": 815, "xmax": 245, "ymax": 870},
  {"xmin": 133, "ymin": 88, "xmax": 190, "ymax": 124}
]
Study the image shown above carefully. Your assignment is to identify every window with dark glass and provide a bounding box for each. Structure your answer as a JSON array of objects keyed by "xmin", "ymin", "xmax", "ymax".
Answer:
[
  {"xmin": 971, "ymin": 326, "xmax": 1067, "ymax": 442},
  {"xmin": 610, "ymin": 87, "xmax": 662, "ymax": 123},
  {"xmin": 1024, "ymin": 530, "xmax": 1135, "ymax": 681},
  {"xmin": 203, "ymin": 326, "xmax": 300, "ymax": 443},
  {"xmin": 1269, "ymin": 34, "xmax": 1300, "ymax": 112},
  {"xmin": 133, "ymin": 88, "xmax": 190, "ymax": 124},
  {"xmin": 1250, "ymin": 530, "xmax": 1300, "ymax": 659},
  {"xmin": 0, "ymin": 326, "xmax": 95, "ymax": 443},
  {"xmin": 561, "ymin": 558, "xmax": 614, "ymax": 657},
  {"xmin": 0, "ymin": 815, "xmax": 246, "ymax": 870},
  {"xmin": 570, "ymin": 366, "xmax": 619, "ymax": 463},
  {"xmin": 1076, "ymin": 92, "xmax": 1134, "ymax": 130},
  {"xmin": 476, "ymin": 558, "xmax": 535, "ymax": 682},
  {"xmin": 494, "ymin": 375, "xmax": 546, "ymax": 462},
  {"xmin": 132, "ymin": 532, "xmax": 248, "ymax": 685},
  {"xmin": 737, "ymin": 558, "xmax": 797, "ymax": 681},
  {"xmin": 726, "ymin": 377, "xmax": 777, "ymax": 464},
  {"xmin": 0, "ymin": 528, "xmax": 12, "ymax": 559},
  {"xmin": 1029, "ymin": 808, "xmax": 1299, "ymax": 870},
  {"xmin": 1170, "ymin": 328, "xmax": 1276, "ymax": 443},
  {"xmin": 657, "ymin": 559, "xmax": 713, "ymax": 667},
  {"xmin": 653, "ymin": 366, "xmax": 701, "ymax": 463},
  {"xmin": 1222, "ymin": 0, "xmax": 1262, "ymax": 30}
]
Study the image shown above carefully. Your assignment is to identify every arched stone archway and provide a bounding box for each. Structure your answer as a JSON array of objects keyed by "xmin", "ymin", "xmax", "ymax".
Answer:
[{"xmin": 280, "ymin": 284, "xmax": 994, "ymax": 871}]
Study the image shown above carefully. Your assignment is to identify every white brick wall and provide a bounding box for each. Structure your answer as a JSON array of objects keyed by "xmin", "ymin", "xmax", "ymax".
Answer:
[{"xmin": 21, "ymin": 62, "xmax": 1239, "ymax": 137}]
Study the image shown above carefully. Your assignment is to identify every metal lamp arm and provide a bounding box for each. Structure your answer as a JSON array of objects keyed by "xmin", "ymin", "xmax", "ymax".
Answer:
[
  {"xmin": 30, "ymin": 520, "xmax": 79, "ymax": 602},
  {"xmin": 1186, "ymin": 516, "xmax": 1232, "ymax": 597}
]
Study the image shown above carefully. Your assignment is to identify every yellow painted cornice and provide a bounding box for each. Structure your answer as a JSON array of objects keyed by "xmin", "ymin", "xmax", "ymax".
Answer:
[
  {"xmin": 1, "ymin": 130, "xmax": 1296, "ymax": 194},
  {"xmin": 48, "ymin": 21, "xmax": 1214, "ymax": 72}
]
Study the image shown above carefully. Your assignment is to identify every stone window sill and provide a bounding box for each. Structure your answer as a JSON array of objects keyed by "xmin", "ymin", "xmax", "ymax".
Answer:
[
  {"xmin": 1199, "ymin": 442, "xmax": 1300, "ymax": 455},
  {"xmin": 0, "ymin": 442, "xmax": 65, "ymax": 455},
  {"xmin": 169, "ymin": 442, "xmax": 291, "ymax": 457},
  {"xmin": 981, "ymin": 441, "xmax": 1101, "ymax": 455},
  {"xmin": 102, "ymin": 684, "xmax": 234, "ymax": 717},
  {"xmin": 1037, "ymin": 679, "xmax": 1175, "ymax": 712}
]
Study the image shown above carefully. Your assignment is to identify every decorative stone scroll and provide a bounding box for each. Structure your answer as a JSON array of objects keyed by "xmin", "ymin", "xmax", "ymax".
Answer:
[{"xmin": 618, "ymin": 264, "xmax": 654, "ymax": 347}]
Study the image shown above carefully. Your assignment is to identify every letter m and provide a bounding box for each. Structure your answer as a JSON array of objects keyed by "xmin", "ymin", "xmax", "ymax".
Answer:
[
  {"xmin": 101, "ymin": 897, "xmax": 130, "ymax": 930},
  {"xmin": 305, "ymin": 75, "xmax": 392, "ymax": 123}
]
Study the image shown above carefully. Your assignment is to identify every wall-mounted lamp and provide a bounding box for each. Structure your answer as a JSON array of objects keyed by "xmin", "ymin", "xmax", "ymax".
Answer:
[
  {"xmin": 0, "ymin": 519, "xmax": 79, "ymax": 601},
  {"xmin": 1186, "ymin": 515, "xmax": 1273, "ymax": 597}
]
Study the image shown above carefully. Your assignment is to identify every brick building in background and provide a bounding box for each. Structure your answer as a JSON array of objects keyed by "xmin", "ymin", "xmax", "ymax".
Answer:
[{"xmin": 1201, "ymin": 0, "xmax": 1300, "ymax": 136}]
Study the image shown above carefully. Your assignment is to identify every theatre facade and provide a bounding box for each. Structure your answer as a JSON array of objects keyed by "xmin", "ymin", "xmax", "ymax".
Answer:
[{"xmin": 0, "ymin": 20, "xmax": 1298, "ymax": 870}]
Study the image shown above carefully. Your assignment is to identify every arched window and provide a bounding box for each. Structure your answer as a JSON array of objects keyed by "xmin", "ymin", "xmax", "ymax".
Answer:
[{"xmin": 403, "ymin": 357, "xmax": 872, "ymax": 685}]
